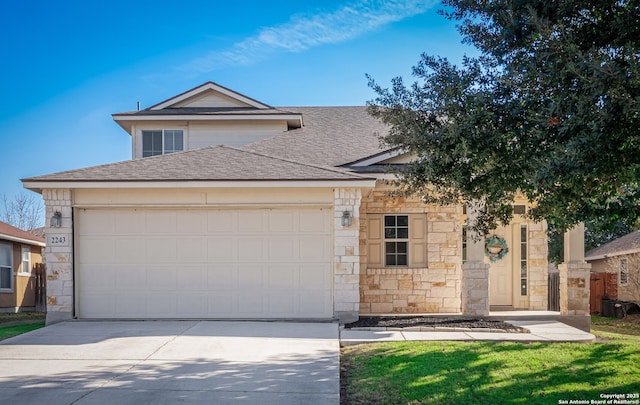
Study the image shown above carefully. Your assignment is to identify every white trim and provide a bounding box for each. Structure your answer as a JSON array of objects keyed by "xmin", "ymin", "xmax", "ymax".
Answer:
[
  {"xmin": 150, "ymin": 82, "xmax": 271, "ymax": 110},
  {"xmin": 350, "ymin": 149, "xmax": 407, "ymax": 167},
  {"xmin": 114, "ymin": 113, "xmax": 303, "ymax": 123},
  {"xmin": 0, "ymin": 242, "xmax": 13, "ymax": 292},
  {"xmin": 24, "ymin": 180, "xmax": 377, "ymax": 190},
  {"xmin": 0, "ymin": 234, "xmax": 45, "ymax": 247}
]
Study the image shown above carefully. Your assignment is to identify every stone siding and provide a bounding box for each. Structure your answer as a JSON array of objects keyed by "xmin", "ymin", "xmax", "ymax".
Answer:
[
  {"xmin": 333, "ymin": 188, "xmax": 362, "ymax": 322},
  {"xmin": 42, "ymin": 189, "xmax": 74, "ymax": 325},
  {"xmin": 528, "ymin": 221, "xmax": 549, "ymax": 310},
  {"xmin": 359, "ymin": 183, "xmax": 462, "ymax": 314}
]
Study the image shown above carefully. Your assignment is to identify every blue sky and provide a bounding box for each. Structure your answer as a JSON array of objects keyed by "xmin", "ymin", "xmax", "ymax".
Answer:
[{"xmin": 0, "ymin": 0, "xmax": 474, "ymax": 202}]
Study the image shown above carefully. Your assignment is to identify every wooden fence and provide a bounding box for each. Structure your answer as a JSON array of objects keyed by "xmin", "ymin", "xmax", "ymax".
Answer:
[
  {"xmin": 33, "ymin": 263, "xmax": 46, "ymax": 312},
  {"xmin": 548, "ymin": 271, "xmax": 560, "ymax": 311}
]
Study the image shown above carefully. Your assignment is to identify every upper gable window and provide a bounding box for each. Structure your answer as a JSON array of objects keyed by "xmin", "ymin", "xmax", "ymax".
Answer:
[{"xmin": 142, "ymin": 130, "xmax": 183, "ymax": 157}]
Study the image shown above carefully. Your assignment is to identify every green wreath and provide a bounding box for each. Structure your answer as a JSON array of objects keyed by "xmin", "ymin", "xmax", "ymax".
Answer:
[{"xmin": 485, "ymin": 235, "xmax": 509, "ymax": 263}]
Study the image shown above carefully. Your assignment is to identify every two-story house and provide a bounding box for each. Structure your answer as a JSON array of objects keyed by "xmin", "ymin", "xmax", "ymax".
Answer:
[{"xmin": 24, "ymin": 81, "xmax": 556, "ymax": 325}]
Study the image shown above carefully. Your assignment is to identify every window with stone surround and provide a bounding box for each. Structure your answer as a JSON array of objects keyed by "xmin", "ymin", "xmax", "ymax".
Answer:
[
  {"xmin": 384, "ymin": 215, "xmax": 409, "ymax": 266},
  {"xmin": 366, "ymin": 213, "xmax": 427, "ymax": 268}
]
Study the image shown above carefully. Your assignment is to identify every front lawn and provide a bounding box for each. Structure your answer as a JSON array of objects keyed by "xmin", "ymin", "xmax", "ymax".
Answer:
[
  {"xmin": 0, "ymin": 312, "xmax": 46, "ymax": 342},
  {"xmin": 341, "ymin": 318, "xmax": 640, "ymax": 404}
]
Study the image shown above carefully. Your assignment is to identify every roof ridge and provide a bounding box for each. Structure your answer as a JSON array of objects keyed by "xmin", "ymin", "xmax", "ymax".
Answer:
[{"xmin": 228, "ymin": 145, "xmax": 369, "ymax": 179}]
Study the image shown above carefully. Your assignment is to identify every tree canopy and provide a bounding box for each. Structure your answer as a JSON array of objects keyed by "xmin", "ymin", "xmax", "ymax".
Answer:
[{"xmin": 368, "ymin": 0, "xmax": 640, "ymax": 235}]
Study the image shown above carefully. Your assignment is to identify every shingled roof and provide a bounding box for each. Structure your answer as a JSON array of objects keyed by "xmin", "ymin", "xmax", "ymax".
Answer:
[
  {"xmin": 0, "ymin": 220, "xmax": 45, "ymax": 246},
  {"xmin": 243, "ymin": 106, "xmax": 389, "ymax": 167},
  {"xmin": 22, "ymin": 145, "xmax": 372, "ymax": 183},
  {"xmin": 585, "ymin": 230, "xmax": 640, "ymax": 260}
]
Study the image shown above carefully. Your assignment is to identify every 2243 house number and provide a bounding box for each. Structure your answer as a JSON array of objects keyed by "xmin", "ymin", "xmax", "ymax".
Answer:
[{"xmin": 49, "ymin": 235, "xmax": 68, "ymax": 246}]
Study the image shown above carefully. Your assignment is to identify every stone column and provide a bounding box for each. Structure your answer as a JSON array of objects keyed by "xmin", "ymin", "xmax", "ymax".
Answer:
[
  {"xmin": 333, "ymin": 188, "xmax": 362, "ymax": 323},
  {"xmin": 461, "ymin": 203, "xmax": 490, "ymax": 316},
  {"xmin": 42, "ymin": 189, "xmax": 74, "ymax": 325},
  {"xmin": 558, "ymin": 223, "xmax": 591, "ymax": 331}
]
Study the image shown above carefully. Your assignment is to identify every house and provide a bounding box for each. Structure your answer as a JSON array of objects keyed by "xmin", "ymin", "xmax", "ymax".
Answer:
[
  {"xmin": 586, "ymin": 230, "xmax": 640, "ymax": 303},
  {"xmin": 23, "ymin": 81, "xmax": 589, "ymax": 327},
  {"xmin": 0, "ymin": 220, "xmax": 45, "ymax": 312}
]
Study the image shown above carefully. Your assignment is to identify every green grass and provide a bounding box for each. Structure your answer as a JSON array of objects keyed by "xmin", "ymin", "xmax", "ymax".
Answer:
[
  {"xmin": 0, "ymin": 322, "xmax": 45, "ymax": 341},
  {"xmin": 342, "ymin": 319, "xmax": 640, "ymax": 405},
  {"xmin": 0, "ymin": 312, "xmax": 46, "ymax": 341}
]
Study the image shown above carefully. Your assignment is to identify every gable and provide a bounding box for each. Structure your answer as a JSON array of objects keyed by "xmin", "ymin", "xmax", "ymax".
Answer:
[
  {"xmin": 149, "ymin": 81, "xmax": 271, "ymax": 110},
  {"xmin": 171, "ymin": 89, "xmax": 256, "ymax": 109}
]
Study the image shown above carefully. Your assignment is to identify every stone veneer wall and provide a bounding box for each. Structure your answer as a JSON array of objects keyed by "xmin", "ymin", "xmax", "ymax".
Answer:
[
  {"xmin": 359, "ymin": 184, "xmax": 462, "ymax": 314},
  {"xmin": 333, "ymin": 188, "xmax": 362, "ymax": 322},
  {"xmin": 527, "ymin": 221, "xmax": 549, "ymax": 310},
  {"xmin": 42, "ymin": 189, "xmax": 74, "ymax": 325}
]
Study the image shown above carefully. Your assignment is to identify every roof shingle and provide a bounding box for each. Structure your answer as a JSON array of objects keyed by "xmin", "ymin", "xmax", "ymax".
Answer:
[{"xmin": 22, "ymin": 146, "xmax": 372, "ymax": 183}]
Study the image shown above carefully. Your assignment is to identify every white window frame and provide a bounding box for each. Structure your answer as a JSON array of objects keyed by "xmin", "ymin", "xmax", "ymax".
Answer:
[
  {"xmin": 21, "ymin": 246, "xmax": 31, "ymax": 275},
  {"xmin": 384, "ymin": 215, "xmax": 409, "ymax": 267},
  {"xmin": 0, "ymin": 242, "xmax": 12, "ymax": 292},
  {"xmin": 620, "ymin": 259, "xmax": 628, "ymax": 285},
  {"xmin": 142, "ymin": 129, "xmax": 184, "ymax": 157}
]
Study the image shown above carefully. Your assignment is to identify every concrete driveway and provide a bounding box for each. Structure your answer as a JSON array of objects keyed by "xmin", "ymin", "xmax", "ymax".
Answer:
[{"xmin": 0, "ymin": 321, "xmax": 339, "ymax": 404}]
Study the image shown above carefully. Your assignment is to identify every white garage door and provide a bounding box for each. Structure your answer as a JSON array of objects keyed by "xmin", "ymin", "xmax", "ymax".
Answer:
[{"xmin": 76, "ymin": 208, "xmax": 333, "ymax": 319}]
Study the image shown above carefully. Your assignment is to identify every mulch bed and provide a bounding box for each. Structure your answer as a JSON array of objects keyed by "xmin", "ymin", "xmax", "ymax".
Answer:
[{"xmin": 345, "ymin": 316, "xmax": 526, "ymax": 332}]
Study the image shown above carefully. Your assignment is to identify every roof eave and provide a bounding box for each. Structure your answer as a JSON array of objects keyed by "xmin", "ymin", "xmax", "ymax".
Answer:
[{"xmin": 22, "ymin": 179, "xmax": 377, "ymax": 192}]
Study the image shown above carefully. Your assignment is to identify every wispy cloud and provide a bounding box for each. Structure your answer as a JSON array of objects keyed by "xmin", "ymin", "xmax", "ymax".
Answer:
[{"xmin": 178, "ymin": 0, "xmax": 436, "ymax": 74}]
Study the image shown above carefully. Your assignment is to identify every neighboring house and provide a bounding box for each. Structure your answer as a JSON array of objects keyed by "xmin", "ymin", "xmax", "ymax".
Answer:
[
  {"xmin": 0, "ymin": 220, "xmax": 45, "ymax": 312},
  {"xmin": 23, "ymin": 81, "xmax": 552, "ymax": 324},
  {"xmin": 586, "ymin": 230, "xmax": 640, "ymax": 303}
]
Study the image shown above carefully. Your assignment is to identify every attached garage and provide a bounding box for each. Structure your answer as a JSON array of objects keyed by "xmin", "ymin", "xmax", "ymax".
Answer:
[{"xmin": 76, "ymin": 207, "xmax": 333, "ymax": 319}]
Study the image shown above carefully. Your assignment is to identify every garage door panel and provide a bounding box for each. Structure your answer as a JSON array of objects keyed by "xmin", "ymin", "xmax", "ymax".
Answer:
[
  {"xmin": 116, "ymin": 267, "xmax": 147, "ymax": 291},
  {"xmin": 79, "ymin": 238, "xmax": 115, "ymax": 263},
  {"xmin": 145, "ymin": 239, "xmax": 177, "ymax": 262},
  {"xmin": 207, "ymin": 238, "xmax": 235, "ymax": 261},
  {"xmin": 176, "ymin": 211, "xmax": 205, "ymax": 233},
  {"xmin": 178, "ymin": 267, "xmax": 207, "ymax": 290},
  {"xmin": 115, "ymin": 239, "xmax": 145, "ymax": 263},
  {"xmin": 77, "ymin": 208, "xmax": 332, "ymax": 319},
  {"xmin": 145, "ymin": 211, "xmax": 177, "ymax": 233},
  {"xmin": 176, "ymin": 238, "xmax": 205, "ymax": 261},
  {"xmin": 299, "ymin": 238, "xmax": 331, "ymax": 261},
  {"xmin": 207, "ymin": 266, "xmax": 238, "ymax": 289},
  {"xmin": 238, "ymin": 211, "xmax": 265, "ymax": 233},
  {"xmin": 147, "ymin": 294, "xmax": 176, "ymax": 316},
  {"xmin": 147, "ymin": 266, "xmax": 177, "ymax": 291},
  {"xmin": 269, "ymin": 211, "xmax": 296, "ymax": 232},
  {"xmin": 237, "ymin": 239, "xmax": 265, "ymax": 261},
  {"xmin": 299, "ymin": 264, "xmax": 330, "ymax": 288},
  {"xmin": 207, "ymin": 211, "xmax": 234, "ymax": 234},
  {"xmin": 299, "ymin": 210, "xmax": 329, "ymax": 232},
  {"xmin": 268, "ymin": 239, "xmax": 296, "ymax": 259},
  {"xmin": 115, "ymin": 211, "xmax": 144, "ymax": 234},
  {"xmin": 268, "ymin": 266, "xmax": 296, "ymax": 289}
]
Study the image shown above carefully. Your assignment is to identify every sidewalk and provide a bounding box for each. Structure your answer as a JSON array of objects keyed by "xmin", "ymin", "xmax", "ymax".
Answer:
[{"xmin": 340, "ymin": 319, "xmax": 595, "ymax": 345}]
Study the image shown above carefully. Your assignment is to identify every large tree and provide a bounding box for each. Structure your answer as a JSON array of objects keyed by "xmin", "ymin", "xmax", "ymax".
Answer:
[{"xmin": 368, "ymin": 0, "xmax": 640, "ymax": 236}]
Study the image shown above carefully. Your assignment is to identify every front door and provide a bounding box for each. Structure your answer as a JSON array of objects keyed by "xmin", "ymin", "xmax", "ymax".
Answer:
[{"xmin": 489, "ymin": 225, "xmax": 513, "ymax": 306}]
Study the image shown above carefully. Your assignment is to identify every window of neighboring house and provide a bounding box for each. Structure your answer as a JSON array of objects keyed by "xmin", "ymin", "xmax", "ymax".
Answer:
[
  {"xmin": 142, "ymin": 129, "xmax": 184, "ymax": 157},
  {"xmin": 21, "ymin": 246, "xmax": 31, "ymax": 274},
  {"xmin": 620, "ymin": 259, "xmax": 628, "ymax": 285},
  {"xmin": 0, "ymin": 243, "xmax": 12, "ymax": 291},
  {"xmin": 384, "ymin": 215, "xmax": 409, "ymax": 266}
]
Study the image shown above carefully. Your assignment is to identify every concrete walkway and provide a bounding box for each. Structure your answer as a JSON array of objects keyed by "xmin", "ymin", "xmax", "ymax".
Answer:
[
  {"xmin": 340, "ymin": 319, "xmax": 596, "ymax": 345},
  {"xmin": 0, "ymin": 321, "xmax": 339, "ymax": 405}
]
